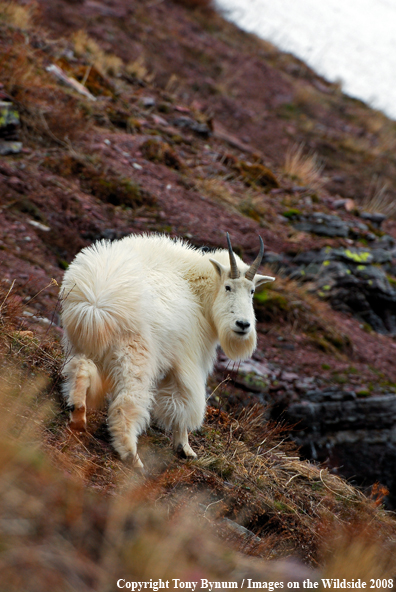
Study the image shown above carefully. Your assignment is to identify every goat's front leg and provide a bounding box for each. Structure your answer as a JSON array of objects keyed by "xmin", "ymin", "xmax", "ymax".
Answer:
[
  {"xmin": 106, "ymin": 341, "xmax": 154, "ymax": 468},
  {"xmin": 173, "ymin": 370, "xmax": 206, "ymax": 459},
  {"xmin": 153, "ymin": 369, "xmax": 206, "ymax": 459},
  {"xmin": 173, "ymin": 425, "xmax": 197, "ymax": 459}
]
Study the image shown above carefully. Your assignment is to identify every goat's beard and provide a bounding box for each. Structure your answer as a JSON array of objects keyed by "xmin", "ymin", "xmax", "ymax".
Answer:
[{"xmin": 218, "ymin": 324, "xmax": 257, "ymax": 362}]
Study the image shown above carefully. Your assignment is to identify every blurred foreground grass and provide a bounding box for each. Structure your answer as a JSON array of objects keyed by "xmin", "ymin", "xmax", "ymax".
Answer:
[{"xmin": 0, "ymin": 284, "xmax": 396, "ymax": 590}]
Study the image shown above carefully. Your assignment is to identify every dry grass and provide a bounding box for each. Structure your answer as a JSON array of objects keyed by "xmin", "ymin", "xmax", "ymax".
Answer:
[
  {"xmin": 126, "ymin": 54, "xmax": 155, "ymax": 83},
  {"xmin": 361, "ymin": 176, "xmax": 396, "ymax": 218},
  {"xmin": 0, "ymin": 1, "xmax": 35, "ymax": 30},
  {"xmin": 0, "ymin": 31, "xmax": 90, "ymax": 146},
  {"xmin": 0, "ymin": 282, "xmax": 396, "ymax": 587},
  {"xmin": 72, "ymin": 30, "xmax": 123, "ymax": 77},
  {"xmin": 196, "ymin": 178, "xmax": 276, "ymax": 224},
  {"xmin": 284, "ymin": 143, "xmax": 325, "ymax": 191},
  {"xmin": 196, "ymin": 177, "xmax": 240, "ymax": 208}
]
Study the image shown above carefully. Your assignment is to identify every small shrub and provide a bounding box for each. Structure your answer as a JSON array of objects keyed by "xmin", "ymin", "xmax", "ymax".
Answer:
[
  {"xmin": 361, "ymin": 175, "xmax": 396, "ymax": 218},
  {"xmin": 284, "ymin": 142, "xmax": 324, "ymax": 191},
  {"xmin": 72, "ymin": 30, "xmax": 123, "ymax": 77},
  {"xmin": 0, "ymin": 1, "xmax": 35, "ymax": 30},
  {"xmin": 235, "ymin": 160, "xmax": 279, "ymax": 189},
  {"xmin": 140, "ymin": 138, "xmax": 183, "ymax": 170}
]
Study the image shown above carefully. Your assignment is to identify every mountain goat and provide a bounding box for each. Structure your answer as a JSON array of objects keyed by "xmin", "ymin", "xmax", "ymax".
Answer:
[{"xmin": 61, "ymin": 233, "xmax": 274, "ymax": 467}]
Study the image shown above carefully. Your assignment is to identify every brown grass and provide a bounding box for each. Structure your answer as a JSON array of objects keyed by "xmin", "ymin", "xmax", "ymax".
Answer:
[
  {"xmin": 0, "ymin": 1, "xmax": 36, "ymax": 30},
  {"xmin": 254, "ymin": 276, "xmax": 351, "ymax": 354},
  {"xmin": 284, "ymin": 143, "xmax": 325, "ymax": 191},
  {"xmin": 0, "ymin": 32, "xmax": 90, "ymax": 146},
  {"xmin": 72, "ymin": 30, "xmax": 123, "ymax": 77},
  {"xmin": 0, "ymin": 281, "xmax": 396, "ymax": 587},
  {"xmin": 361, "ymin": 176, "xmax": 396, "ymax": 218}
]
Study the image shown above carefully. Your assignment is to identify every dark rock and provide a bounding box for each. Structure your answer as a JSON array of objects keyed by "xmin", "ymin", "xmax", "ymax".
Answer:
[
  {"xmin": 294, "ymin": 212, "xmax": 350, "ymax": 238},
  {"xmin": 141, "ymin": 97, "xmax": 156, "ymax": 107},
  {"xmin": 172, "ymin": 116, "xmax": 211, "ymax": 137},
  {"xmin": 0, "ymin": 101, "xmax": 20, "ymax": 138},
  {"xmin": 269, "ymin": 245, "xmax": 396, "ymax": 335},
  {"xmin": 360, "ymin": 211, "xmax": 387, "ymax": 227},
  {"xmin": 378, "ymin": 234, "xmax": 396, "ymax": 248},
  {"xmin": 221, "ymin": 518, "xmax": 261, "ymax": 544},
  {"xmin": 0, "ymin": 141, "xmax": 23, "ymax": 155},
  {"xmin": 0, "ymin": 101, "xmax": 22, "ymax": 154},
  {"xmin": 283, "ymin": 393, "xmax": 396, "ymax": 507}
]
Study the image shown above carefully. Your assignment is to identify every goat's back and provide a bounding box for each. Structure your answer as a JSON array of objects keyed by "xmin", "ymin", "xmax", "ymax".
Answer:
[{"xmin": 61, "ymin": 235, "xmax": 204, "ymax": 361}]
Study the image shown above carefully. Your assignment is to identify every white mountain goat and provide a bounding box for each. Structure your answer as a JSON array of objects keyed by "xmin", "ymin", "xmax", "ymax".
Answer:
[{"xmin": 61, "ymin": 233, "xmax": 274, "ymax": 467}]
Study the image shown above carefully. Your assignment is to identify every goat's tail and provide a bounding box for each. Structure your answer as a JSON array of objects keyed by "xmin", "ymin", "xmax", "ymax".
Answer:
[
  {"xmin": 61, "ymin": 280, "xmax": 140, "ymax": 359},
  {"xmin": 61, "ymin": 300, "xmax": 121, "ymax": 358},
  {"xmin": 60, "ymin": 240, "xmax": 142, "ymax": 358}
]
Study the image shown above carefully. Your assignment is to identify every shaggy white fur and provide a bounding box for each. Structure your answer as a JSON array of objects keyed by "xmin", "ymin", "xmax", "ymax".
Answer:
[{"xmin": 61, "ymin": 234, "xmax": 274, "ymax": 466}]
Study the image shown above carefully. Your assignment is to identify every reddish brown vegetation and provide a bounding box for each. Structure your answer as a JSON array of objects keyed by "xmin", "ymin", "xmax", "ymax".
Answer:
[{"xmin": 1, "ymin": 0, "xmax": 396, "ymax": 584}]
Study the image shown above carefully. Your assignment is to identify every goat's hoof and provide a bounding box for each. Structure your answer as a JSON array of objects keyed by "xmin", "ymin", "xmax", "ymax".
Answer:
[
  {"xmin": 124, "ymin": 453, "xmax": 145, "ymax": 471},
  {"xmin": 175, "ymin": 443, "xmax": 197, "ymax": 459},
  {"xmin": 69, "ymin": 407, "xmax": 87, "ymax": 432}
]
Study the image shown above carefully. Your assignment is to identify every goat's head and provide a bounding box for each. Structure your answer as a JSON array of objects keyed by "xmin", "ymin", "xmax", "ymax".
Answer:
[{"xmin": 210, "ymin": 233, "xmax": 275, "ymax": 361}]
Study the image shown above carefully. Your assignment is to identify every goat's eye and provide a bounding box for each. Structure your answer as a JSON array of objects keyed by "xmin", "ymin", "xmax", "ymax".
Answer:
[
  {"xmin": 225, "ymin": 285, "xmax": 231, "ymax": 292},
  {"xmin": 250, "ymin": 289, "xmax": 255, "ymax": 295}
]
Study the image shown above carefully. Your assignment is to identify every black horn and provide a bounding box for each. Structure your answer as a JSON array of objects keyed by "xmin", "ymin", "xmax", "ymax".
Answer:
[
  {"xmin": 226, "ymin": 232, "xmax": 240, "ymax": 279},
  {"xmin": 245, "ymin": 236, "xmax": 264, "ymax": 281}
]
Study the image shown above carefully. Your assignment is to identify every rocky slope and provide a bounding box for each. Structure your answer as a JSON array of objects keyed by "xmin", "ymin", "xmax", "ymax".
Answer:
[{"xmin": 2, "ymin": 0, "xmax": 396, "ymax": 584}]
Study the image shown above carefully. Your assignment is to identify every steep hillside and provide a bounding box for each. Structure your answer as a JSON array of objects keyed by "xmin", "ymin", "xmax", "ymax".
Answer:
[{"xmin": 2, "ymin": 0, "xmax": 396, "ymax": 586}]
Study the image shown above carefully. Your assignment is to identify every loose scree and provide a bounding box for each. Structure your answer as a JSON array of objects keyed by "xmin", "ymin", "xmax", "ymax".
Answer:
[{"xmin": 60, "ymin": 233, "xmax": 274, "ymax": 467}]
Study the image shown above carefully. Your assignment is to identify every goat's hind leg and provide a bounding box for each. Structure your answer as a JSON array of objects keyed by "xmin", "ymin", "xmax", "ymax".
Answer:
[
  {"xmin": 107, "ymin": 340, "xmax": 154, "ymax": 468},
  {"xmin": 62, "ymin": 355, "xmax": 102, "ymax": 432}
]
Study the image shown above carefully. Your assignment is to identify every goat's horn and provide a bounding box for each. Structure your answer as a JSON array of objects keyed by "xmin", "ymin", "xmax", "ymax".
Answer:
[
  {"xmin": 226, "ymin": 232, "xmax": 240, "ymax": 279},
  {"xmin": 245, "ymin": 236, "xmax": 265, "ymax": 281}
]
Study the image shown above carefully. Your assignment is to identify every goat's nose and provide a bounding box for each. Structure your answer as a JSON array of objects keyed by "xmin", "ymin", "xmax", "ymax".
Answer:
[{"xmin": 236, "ymin": 320, "xmax": 250, "ymax": 331}]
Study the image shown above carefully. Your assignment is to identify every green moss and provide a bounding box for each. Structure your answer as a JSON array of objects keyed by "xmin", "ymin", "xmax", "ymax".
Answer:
[
  {"xmin": 254, "ymin": 290, "xmax": 289, "ymax": 322},
  {"xmin": 92, "ymin": 177, "xmax": 144, "ymax": 207},
  {"xmin": 12, "ymin": 197, "xmax": 46, "ymax": 223},
  {"xmin": 207, "ymin": 458, "xmax": 234, "ymax": 479},
  {"xmin": 356, "ymin": 389, "xmax": 370, "ymax": 397},
  {"xmin": 158, "ymin": 102, "xmax": 172, "ymax": 113},
  {"xmin": 241, "ymin": 372, "xmax": 268, "ymax": 391},
  {"xmin": 331, "ymin": 373, "xmax": 347, "ymax": 384},
  {"xmin": 282, "ymin": 208, "xmax": 302, "ymax": 219},
  {"xmin": 321, "ymin": 364, "xmax": 331, "ymax": 370},
  {"xmin": 343, "ymin": 249, "xmax": 371, "ymax": 263},
  {"xmin": 239, "ymin": 202, "xmax": 261, "ymax": 222},
  {"xmin": 58, "ymin": 258, "xmax": 69, "ymax": 270},
  {"xmin": 0, "ymin": 103, "xmax": 19, "ymax": 127},
  {"xmin": 307, "ymin": 331, "xmax": 350, "ymax": 354},
  {"xmin": 273, "ymin": 500, "xmax": 293, "ymax": 513},
  {"xmin": 277, "ymin": 103, "xmax": 302, "ymax": 120}
]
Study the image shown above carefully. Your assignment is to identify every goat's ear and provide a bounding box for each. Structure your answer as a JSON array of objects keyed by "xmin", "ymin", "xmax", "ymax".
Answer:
[
  {"xmin": 254, "ymin": 274, "xmax": 275, "ymax": 289},
  {"xmin": 209, "ymin": 258, "xmax": 226, "ymax": 278}
]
